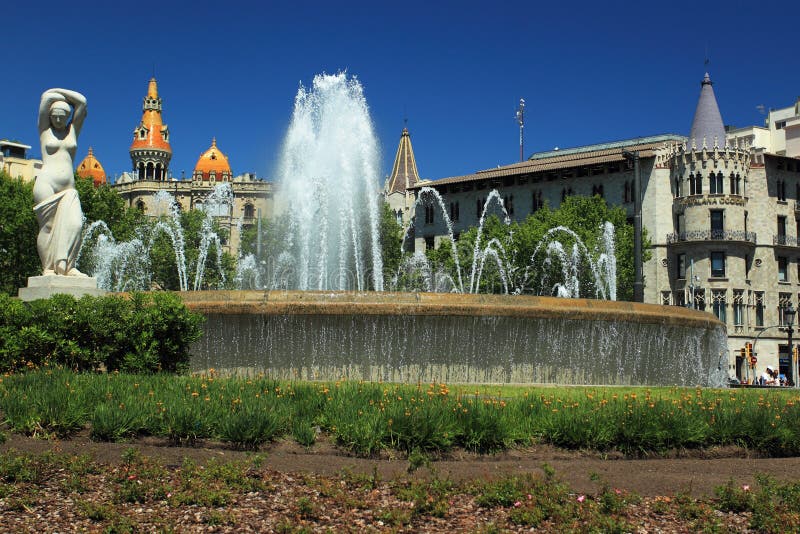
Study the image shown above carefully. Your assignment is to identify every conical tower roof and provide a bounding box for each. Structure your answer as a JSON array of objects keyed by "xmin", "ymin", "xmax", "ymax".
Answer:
[
  {"xmin": 386, "ymin": 127, "xmax": 421, "ymax": 194},
  {"xmin": 688, "ymin": 73, "xmax": 726, "ymax": 148}
]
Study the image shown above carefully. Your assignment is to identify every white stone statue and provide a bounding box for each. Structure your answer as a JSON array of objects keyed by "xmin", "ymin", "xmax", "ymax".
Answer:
[{"xmin": 33, "ymin": 88, "xmax": 87, "ymax": 276}]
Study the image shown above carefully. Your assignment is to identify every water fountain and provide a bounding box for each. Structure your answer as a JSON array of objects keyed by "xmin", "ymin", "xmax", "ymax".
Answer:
[
  {"xmin": 180, "ymin": 72, "xmax": 728, "ymax": 387},
  {"xmin": 68, "ymin": 72, "xmax": 727, "ymax": 386},
  {"xmin": 393, "ymin": 187, "xmax": 616, "ymax": 299},
  {"xmin": 272, "ymin": 72, "xmax": 383, "ymax": 291},
  {"xmin": 78, "ymin": 184, "xmax": 232, "ymax": 291}
]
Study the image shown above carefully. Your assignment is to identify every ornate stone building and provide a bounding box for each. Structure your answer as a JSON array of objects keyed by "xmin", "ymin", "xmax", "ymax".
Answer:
[
  {"xmin": 408, "ymin": 73, "xmax": 800, "ymax": 383},
  {"xmin": 113, "ymin": 78, "xmax": 273, "ymax": 255}
]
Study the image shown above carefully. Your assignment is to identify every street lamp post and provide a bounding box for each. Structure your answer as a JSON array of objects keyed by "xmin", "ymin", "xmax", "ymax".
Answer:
[
  {"xmin": 786, "ymin": 303, "xmax": 797, "ymax": 387},
  {"xmin": 622, "ymin": 149, "xmax": 643, "ymax": 302}
]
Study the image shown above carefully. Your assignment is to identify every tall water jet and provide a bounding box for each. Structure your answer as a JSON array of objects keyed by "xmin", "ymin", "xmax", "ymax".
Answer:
[{"xmin": 275, "ymin": 72, "xmax": 383, "ymax": 291}]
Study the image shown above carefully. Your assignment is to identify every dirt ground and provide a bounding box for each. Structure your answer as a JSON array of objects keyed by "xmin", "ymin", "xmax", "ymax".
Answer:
[{"xmin": 4, "ymin": 431, "xmax": 800, "ymax": 498}]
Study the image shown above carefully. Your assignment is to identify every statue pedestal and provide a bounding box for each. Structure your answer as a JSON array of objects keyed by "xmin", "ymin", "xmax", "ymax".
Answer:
[{"xmin": 18, "ymin": 275, "xmax": 107, "ymax": 302}]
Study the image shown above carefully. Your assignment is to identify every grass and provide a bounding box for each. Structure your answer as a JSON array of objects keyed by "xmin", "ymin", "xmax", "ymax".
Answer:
[{"xmin": 2, "ymin": 369, "xmax": 800, "ymax": 457}]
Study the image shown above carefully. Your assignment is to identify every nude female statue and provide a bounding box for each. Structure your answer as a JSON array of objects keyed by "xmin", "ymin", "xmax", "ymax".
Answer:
[{"xmin": 34, "ymin": 88, "xmax": 87, "ymax": 276}]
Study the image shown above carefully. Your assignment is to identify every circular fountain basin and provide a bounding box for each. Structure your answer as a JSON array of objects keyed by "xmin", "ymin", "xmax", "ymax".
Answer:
[{"xmin": 182, "ymin": 290, "xmax": 728, "ymax": 387}]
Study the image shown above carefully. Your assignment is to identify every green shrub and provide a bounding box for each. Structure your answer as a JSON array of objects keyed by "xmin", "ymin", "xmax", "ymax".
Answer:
[
  {"xmin": 385, "ymin": 394, "xmax": 457, "ymax": 453},
  {"xmin": 89, "ymin": 402, "xmax": 141, "ymax": 442},
  {"xmin": 0, "ymin": 451, "xmax": 42, "ymax": 483},
  {"xmin": 159, "ymin": 398, "xmax": 210, "ymax": 446},
  {"xmin": 0, "ymin": 292, "xmax": 203, "ymax": 373},
  {"xmin": 455, "ymin": 398, "xmax": 512, "ymax": 453},
  {"xmin": 0, "ymin": 369, "xmax": 87, "ymax": 437},
  {"xmin": 217, "ymin": 404, "xmax": 287, "ymax": 450}
]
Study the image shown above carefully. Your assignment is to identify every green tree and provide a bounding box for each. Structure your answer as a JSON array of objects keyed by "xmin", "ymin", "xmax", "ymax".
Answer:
[
  {"xmin": 0, "ymin": 171, "xmax": 39, "ymax": 294},
  {"xmin": 74, "ymin": 175, "xmax": 147, "ymax": 279},
  {"xmin": 237, "ymin": 214, "xmax": 292, "ymax": 288},
  {"xmin": 424, "ymin": 196, "xmax": 648, "ymax": 300},
  {"xmin": 379, "ymin": 201, "xmax": 404, "ymax": 285},
  {"xmin": 148, "ymin": 209, "xmax": 236, "ymax": 291},
  {"xmin": 239, "ymin": 213, "xmax": 291, "ymax": 259},
  {"xmin": 75, "ymin": 175, "xmax": 145, "ymax": 240}
]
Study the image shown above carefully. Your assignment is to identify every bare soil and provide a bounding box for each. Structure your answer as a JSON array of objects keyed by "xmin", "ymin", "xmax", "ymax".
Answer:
[
  {"xmin": 4, "ymin": 430, "xmax": 799, "ymax": 498},
  {"xmin": 4, "ymin": 431, "xmax": 800, "ymax": 532}
]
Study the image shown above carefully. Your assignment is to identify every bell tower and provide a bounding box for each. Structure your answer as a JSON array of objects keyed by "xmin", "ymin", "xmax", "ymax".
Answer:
[{"xmin": 129, "ymin": 78, "xmax": 172, "ymax": 181}]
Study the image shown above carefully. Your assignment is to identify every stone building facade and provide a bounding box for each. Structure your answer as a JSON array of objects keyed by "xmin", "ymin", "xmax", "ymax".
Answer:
[
  {"xmin": 407, "ymin": 73, "xmax": 800, "ymax": 383},
  {"xmin": 0, "ymin": 139, "xmax": 40, "ymax": 181},
  {"xmin": 112, "ymin": 79, "xmax": 273, "ymax": 256}
]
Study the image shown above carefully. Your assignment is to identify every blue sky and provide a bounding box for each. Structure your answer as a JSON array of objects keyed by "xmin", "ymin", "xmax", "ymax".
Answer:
[{"xmin": 3, "ymin": 0, "xmax": 799, "ymax": 184}]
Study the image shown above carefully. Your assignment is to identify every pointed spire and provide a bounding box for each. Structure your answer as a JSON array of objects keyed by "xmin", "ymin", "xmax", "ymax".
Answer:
[
  {"xmin": 130, "ymin": 77, "xmax": 172, "ymax": 180},
  {"xmin": 386, "ymin": 127, "xmax": 421, "ymax": 194},
  {"xmin": 688, "ymin": 72, "xmax": 726, "ymax": 149},
  {"xmin": 147, "ymin": 77, "xmax": 159, "ymax": 99}
]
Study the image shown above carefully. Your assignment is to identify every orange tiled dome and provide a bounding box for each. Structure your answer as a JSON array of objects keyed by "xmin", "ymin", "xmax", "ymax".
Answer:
[
  {"xmin": 193, "ymin": 138, "xmax": 232, "ymax": 181},
  {"xmin": 76, "ymin": 147, "xmax": 107, "ymax": 186}
]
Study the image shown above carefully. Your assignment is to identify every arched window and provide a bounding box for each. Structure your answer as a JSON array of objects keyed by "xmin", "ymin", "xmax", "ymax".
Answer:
[
  {"xmin": 136, "ymin": 199, "xmax": 146, "ymax": 212},
  {"xmin": 244, "ymin": 204, "xmax": 255, "ymax": 219}
]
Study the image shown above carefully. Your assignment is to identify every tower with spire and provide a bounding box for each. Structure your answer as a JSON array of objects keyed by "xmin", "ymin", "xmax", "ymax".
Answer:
[
  {"xmin": 130, "ymin": 78, "xmax": 172, "ymax": 181},
  {"xmin": 384, "ymin": 126, "xmax": 422, "ymax": 226},
  {"xmin": 670, "ymin": 71, "xmax": 751, "ymax": 315}
]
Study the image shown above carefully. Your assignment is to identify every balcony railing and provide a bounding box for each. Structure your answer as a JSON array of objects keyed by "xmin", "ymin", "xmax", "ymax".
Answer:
[
  {"xmin": 773, "ymin": 234, "xmax": 799, "ymax": 247},
  {"xmin": 666, "ymin": 230, "xmax": 757, "ymax": 244}
]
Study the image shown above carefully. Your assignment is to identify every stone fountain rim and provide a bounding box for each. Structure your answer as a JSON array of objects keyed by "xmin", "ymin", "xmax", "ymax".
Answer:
[{"xmin": 171, "ymin": 290, "xmax": 725, "ymax": 330}]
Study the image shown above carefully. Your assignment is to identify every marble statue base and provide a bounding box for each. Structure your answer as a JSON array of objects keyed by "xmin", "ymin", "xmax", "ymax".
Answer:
[{"xmin": 18, "ymin": 274, "xmax": 107, "ymax": 302}]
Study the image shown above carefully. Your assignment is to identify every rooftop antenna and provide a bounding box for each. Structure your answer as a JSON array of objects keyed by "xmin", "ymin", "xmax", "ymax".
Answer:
[{"xmin": 515, "ymin": 98, "xmax": 525, "ymax": 161}]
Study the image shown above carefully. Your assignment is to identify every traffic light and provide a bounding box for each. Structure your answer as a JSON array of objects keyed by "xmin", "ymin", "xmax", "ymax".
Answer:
[
  {"xmin": 745, "ymin": 342, "xmax": 756, "ymax": 367},
  {"xmin": 793, "ymin": 345, "xmax": 799, "ymax": 361}
]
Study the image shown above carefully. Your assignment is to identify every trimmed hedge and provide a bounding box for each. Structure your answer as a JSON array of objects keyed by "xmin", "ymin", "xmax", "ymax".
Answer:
[{"xmin": 0, "ymin": 292, "xmax": 203, "ymax": 373}]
